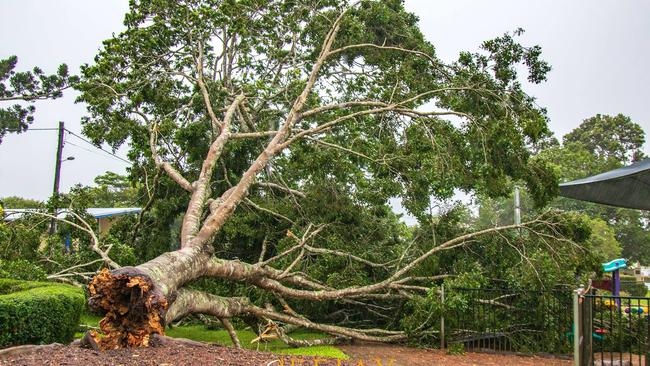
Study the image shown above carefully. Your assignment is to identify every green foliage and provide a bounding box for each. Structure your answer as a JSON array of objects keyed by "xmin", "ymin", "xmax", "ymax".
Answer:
[
  {"xmin": 621, "ymin": 281, "xmax": 647, "ymax": 297},
  {"xmin": 0, "ymin": 196, "xmax": 43, "ymax": 209},
  {"xmin": 618, "ymin": 276, "xmax": 647, "ymax": 297},
  {"xmin": 59, "ymin": 172, "xmax": 139, "ymax": 209},
  {"xmin": 400, "ymin": 207, "xmax": 596, "ymax": 351},
  {"xmin": 539, "ymin": 113, "xmax": 650, "ymax": 264},
  {"xmin": 591, "ymin": 300, "xmax": 648, "ymax": 354},
  {"xmin": 0, "ymin": 259, "xmax": 47, "ymax": 281},
  {"xmin": 77, "ymin": 0, "xmax": 559, "ymax": 228},
  {"xmin": 0, "ymin": 56, "xmax": 78, "ymax": 142},
  {"xmin": 586, "ymin": 218, "xmax": 622, "ymax": 262},
  {"xmin": 446, "ymin": 342, "xmax": 465, "ymax": 355},
  {"xmin": 563, "ymin": 114, "xmax": 645, "ymax": 165},
  {"xmin": 0, "ymin": 175, "xmax": 141, "ymax": 284},
  {"xmin": 0, "ymin": 278, "xmax": 85, "ymax": 347},
  {"xmin": 0, "ymin": 216, "xmax": 44, "ymax": 262}
]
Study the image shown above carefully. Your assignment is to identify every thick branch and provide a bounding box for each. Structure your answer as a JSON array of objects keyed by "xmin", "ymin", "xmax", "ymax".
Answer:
[
  {"xmin": 165, "ymin": 288, "xmax": 406, "ymax": 343},
  {"xmin": 204, "ymin": 219, "xmax": 543, "ymax": 302},
  {"xmin": 165, "ymin": 288, "xmax": 249, "ymax": 324},
  {"xmin": 181, "ymin": 94, "xmax": 245, "ymax": 246},
  {"xmin": 189, "ymin": 8, "xmax": 349, "ymax": 249}
]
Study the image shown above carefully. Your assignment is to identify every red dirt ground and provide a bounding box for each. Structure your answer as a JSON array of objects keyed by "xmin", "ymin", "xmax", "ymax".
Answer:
[
  {"xmin": 340, "ymin": 343, "xmax": 573, "ymax": 366},
  {"xmin": 0, "ymin": 342, "xmax": 574, "ymax": 366}
]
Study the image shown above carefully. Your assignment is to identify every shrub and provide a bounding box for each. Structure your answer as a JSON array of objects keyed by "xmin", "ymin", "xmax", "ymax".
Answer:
[
  {"xmin": 621, "ymin": 280, "xmax": 647, "ymax": 297},
  {"xmin": 0, "ymin": 259, "xmax": 47, "ymax": 281},
  {"xmin": 0, "ymin": 278, "xmax": 85, "ymax": 347},
  {"xmin": 447, "ymin": 342, "xmax": 465, "ymax": 355}
]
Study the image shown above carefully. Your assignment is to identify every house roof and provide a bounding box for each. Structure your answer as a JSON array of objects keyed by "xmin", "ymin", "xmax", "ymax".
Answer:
[{"xmin": 2, "ymin": 207, "xmax": 142, "ymax": 221}]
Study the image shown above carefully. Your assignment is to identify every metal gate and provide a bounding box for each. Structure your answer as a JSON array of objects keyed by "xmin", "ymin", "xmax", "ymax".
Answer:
[
  {"xmin": 445, "ymin": 287, "xmax": 573, "ymax": 355},
  {"xmin": 578, "ymin": 292, "xmax": 650, "ymax": 366}
]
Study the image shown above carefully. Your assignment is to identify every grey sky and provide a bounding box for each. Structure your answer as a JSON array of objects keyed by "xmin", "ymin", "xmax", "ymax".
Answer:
[{"xmin": 1, "ymin": 0, "xmax": 649, "ymax": 201}]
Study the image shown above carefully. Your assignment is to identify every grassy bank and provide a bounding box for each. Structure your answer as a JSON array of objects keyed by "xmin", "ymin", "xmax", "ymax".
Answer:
[{"xmin": 78, "ymin": 314, "xmax": 348, "ymax": 359}]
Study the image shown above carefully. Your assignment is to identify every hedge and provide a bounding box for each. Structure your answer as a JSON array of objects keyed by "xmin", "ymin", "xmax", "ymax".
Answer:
[
  {"xmin": 0, "ymin": 278, "xmax": 85, "ymax": 347},
  {"xmin": 621, "ymin": 280, "xmax": 648, "ymax": 297},
  {"xmin": 0, "ymin": 259, "xmax": 47, "ymax": 281}
]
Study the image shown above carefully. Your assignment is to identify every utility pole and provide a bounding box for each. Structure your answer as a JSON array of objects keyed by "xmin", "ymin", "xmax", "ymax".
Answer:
[
  {"xmin": 50, "ymin": 121, "xmax": 65, "ymax": 234},
  {"xmin": 514, "ymin": 185, "xmax": 521, "ymax": 225}
]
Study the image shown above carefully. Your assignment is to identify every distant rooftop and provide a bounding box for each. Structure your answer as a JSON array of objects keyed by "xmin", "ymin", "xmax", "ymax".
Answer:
[{"xmin": 3, "ymin": 207, "xmax": 141, "ymax": 221}]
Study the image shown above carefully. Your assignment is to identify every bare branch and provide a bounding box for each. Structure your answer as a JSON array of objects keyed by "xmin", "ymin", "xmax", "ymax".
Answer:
[
  {"xmin": 255, "ymin": 182, "xmax": 306, "ymax": 198},
  {"xmin": 18, "ymin": 210, "xmax": 119, "ymax": 270},
  {"xmin": 181, "ymin": 94, "xmax": 245, "ymax": 246},
  {"xmin": 196, "ymin": 41, "xmax": 223, "ymax": 133}
]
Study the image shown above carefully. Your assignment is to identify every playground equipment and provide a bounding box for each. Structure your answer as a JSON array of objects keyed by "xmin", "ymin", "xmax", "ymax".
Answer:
[{"xmin": 602, "ymin": 258, "xmax": 627, "ymax": 308}]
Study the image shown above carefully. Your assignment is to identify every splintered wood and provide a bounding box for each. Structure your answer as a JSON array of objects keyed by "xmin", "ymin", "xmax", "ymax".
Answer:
[{"xmin": 88, "ymin": 268, "xmax": 168, "ymax": 350}]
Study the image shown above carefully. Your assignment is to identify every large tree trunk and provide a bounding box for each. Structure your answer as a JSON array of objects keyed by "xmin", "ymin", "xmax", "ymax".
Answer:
[{"xmin": 88, "ymin": 246, "xmax": 210, "ymax": 349}]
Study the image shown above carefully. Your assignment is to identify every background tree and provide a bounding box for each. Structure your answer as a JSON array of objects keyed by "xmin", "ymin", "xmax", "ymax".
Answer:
[
  {"xmin": 0, "ymin": 56, "xmax": 78, "ymax": 141},
  {"xmin": 541, "ymin": 113, "xmax": 650, "ymax": 263},
  {"xmin": 487, "ymin": 113, "xmax": 649, "ymax": 264},
  {"xmin": 0, "ymin": 196, "xmax": 43, "ymax": 209},
  {"xmin": 72, "ymin": 0, "xmax": 585, "ymax": 349},
  {"xmin": 563, "ymin": 113, "xmax": 645, "ymax": 165}
]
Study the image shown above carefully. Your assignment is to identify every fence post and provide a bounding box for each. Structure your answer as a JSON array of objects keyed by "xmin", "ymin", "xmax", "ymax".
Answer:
[
  {"xmin": 440, "ymin": 284, "xmax": 445, "ymax": 350},
  {"xmin": 574, "ymin": 287, "xmax": 581, "ymax": 366}
]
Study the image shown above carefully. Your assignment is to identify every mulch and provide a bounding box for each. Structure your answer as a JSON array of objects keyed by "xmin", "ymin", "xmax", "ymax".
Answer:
[
  {"xmin": 340, "ymin": 342, "xmax": 573, "ymax": 366},
  {"xmin": 1, "ymin": 342, "xmax": 296, "ymax": 366},
  {"xmin": 0, "ymin": 341, "xmax": 575, "ymax": 366}
]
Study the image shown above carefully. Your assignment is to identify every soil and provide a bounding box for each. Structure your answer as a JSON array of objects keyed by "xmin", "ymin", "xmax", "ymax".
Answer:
[
  {"xmin": 0, "ymin": 342, "xmax": 575, "ymax": 366},
  {"xmin": 340, "ymin": 342, "xmax": 573, "ymax": 366},
  {"xmin": 0, "ymin": 343, "xmax": 290, "ymax": 366}
]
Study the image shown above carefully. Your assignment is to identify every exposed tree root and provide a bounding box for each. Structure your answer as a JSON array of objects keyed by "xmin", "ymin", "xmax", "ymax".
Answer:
[{"xmin": 88, "ymin": 268, "xmax": 168, "ymax": 350}]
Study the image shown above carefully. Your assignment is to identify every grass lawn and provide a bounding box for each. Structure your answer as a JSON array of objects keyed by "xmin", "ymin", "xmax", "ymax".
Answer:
[{"xmin": 77, "ymin": 314, "xmax": 348, "ymax": 359}]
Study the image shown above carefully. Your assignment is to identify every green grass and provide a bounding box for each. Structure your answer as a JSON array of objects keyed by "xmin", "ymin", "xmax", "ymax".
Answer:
[
  {"xmin": 77, "ymin": 315, "xmax": 348, "ymax": 359},
  {"xmin": 80, "ymin": 313, "xmax": 103, "ymax": 327}
]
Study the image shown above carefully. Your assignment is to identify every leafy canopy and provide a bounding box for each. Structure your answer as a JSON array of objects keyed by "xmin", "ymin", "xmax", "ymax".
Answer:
[
  {"xmin": 0, "ymin": 56, "xmax": 78, "ymax": 141},
  {"xmin": 77, "ymin": 0, "xmax": 558, "ymax": 227}
]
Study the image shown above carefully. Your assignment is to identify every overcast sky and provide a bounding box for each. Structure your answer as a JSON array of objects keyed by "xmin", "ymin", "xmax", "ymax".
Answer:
[{"xmin": 1, "ymin": 0, "xmax": 649, "ymax": 202}]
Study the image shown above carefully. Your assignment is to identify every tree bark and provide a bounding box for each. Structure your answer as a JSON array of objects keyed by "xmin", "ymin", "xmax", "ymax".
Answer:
[{"xmin": 87, "ymin": 246, "xmax": 211, "ymax": 349}]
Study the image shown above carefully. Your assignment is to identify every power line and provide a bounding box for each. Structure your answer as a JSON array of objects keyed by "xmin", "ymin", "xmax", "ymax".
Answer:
[
  {"xmin": 64, "ymin": 129, "xmax": 131, "ymax": 164},
  {"xmin": 64, "ymin": 140, "xmax": 128, "ymax": 164},
  {"xmin": 6, "ymin": 125, "xmax": 132, "ymax": 164}
]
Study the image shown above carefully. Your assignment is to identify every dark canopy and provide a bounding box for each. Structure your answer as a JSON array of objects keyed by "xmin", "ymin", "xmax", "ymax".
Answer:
[{"xmin": 559, "ymin": 159, "xmax": 650, "ymax": 210}]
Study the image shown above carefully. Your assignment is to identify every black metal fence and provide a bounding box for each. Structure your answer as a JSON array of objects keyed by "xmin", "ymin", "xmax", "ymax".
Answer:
[
  {"xmin": 444, "ymin": 287, "xmax": 573, "ymax": 355},
  {"xmin": 581, "ymin": 293, "xmax": 650, "ymax": 366}
]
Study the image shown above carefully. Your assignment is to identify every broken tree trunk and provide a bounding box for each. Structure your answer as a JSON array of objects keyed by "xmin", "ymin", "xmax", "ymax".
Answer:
[{"xmin": 87, "ymin": 246, "xmax": 211, "ymax": 349}]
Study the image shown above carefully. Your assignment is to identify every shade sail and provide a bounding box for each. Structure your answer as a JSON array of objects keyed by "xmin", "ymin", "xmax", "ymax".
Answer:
[{"xmin": 559, "ymin": 158, "xmax": 650, "ymax": 210}]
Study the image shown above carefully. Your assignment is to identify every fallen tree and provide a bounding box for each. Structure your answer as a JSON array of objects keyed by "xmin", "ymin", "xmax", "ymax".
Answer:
[{"xmin": 75, "ymin": 0, "xmax": 579, "ymax": 349}]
